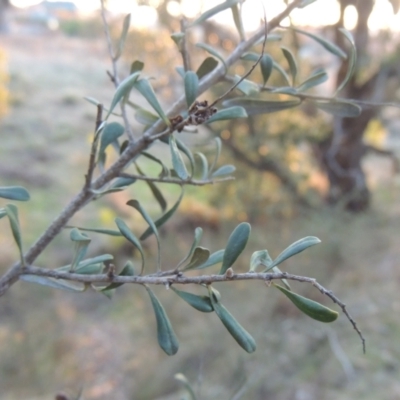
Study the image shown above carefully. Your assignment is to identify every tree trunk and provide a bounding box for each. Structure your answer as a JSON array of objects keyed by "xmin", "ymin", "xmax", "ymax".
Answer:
[{"xmin": 319, "ymin": 0, "xmax": 378, "ymax": 211}]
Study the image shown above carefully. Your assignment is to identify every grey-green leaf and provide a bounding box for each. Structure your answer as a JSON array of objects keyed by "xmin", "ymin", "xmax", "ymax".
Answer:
[
  {"xmin": 292, "ymin": 27, "xmax": 347, "ymax": 60},
  {"xmin": 267, "ymin": 236, "xmax": 321, "ymax": 270},
  {"xmin": 174, "ymin": 373, "xmax": 198, "ymax": 400},
  {"xmin": 182, "ymin": 247, "xmax": 210, "ymax": 271},
  {"xmin": 177, "ymin": 227, "xmax": 203, "ymax": 268},
  {"xmin": 211, "ymin": 164, "xmax": 236, "ymax": 178},
  {"xmin": 335, "ymin": 28, "xmax": 357, "ymax": 94},
  {"xmin": 0, "ymin": 186, "xmax": 30, "ymax": 201},
  {"xmin": 98, "ymin": 122, "xmax": 125, "ymax": 166},
  {"xmin": 196, "ymin": 43, "xmax": 227, "ymax": 70},
  {"xmin": 231, "ymin": 2, "xmax": 245, "ymax": 41},
  {"xmin": 297, "ymin": 69, "xmax": 328, "ymax": 92},
  {"xmin": 260, "ymin": 54, "xmax": 273, "ymax": 86},
  {"xmin": 273, "ymin": 284, "xmax": 339, "ymax": 323},
  {"xmin": 20, "ymin": 275, "xmax": 84, "ymax": 292},
  {"xmin": 0, "ymin": 208, "xmax": 6, "ymax": 219},
  {"xmin": 195, "ymin": 249, "xmax": 225, "ymax": 270},
  {"xmin": 206, "ymin": 106, "xmax": 247, "ymax": 124},
  {"xmin": 5, "ymin": 204, "xmax": 23, "ymax": 262},
  {"xmin": 146, "ymin": 286, "xmax": 179, "ymax": 355},
  {"xmin": 115, "ymin": 13, "xmax": 131, "ymax": 60},
  {"xmin": 69, "ymin": 228, "xmax": 91, "ymax": 272},
  {"xmin": 115, "ymin": 218, "xmax": 145, "ymax": 274},
  {"xmin": 233, "ymin": 76, "xmax": 259, "ymax": 96},
  {"xmin": 272, "ymin": 266, "xmax": 291, "ymax": 290},
  {"xmin": 140, "ymin": 189, "xmax": 184, "ymax": 240},
  {"xmin": 184, "ymin": 71, "xmax": 199, "ymax": 107},
  {"xmin": 209, "ymin": 137, "xmax": 222, "ymax": 175},
  {"xmin": 249, "ymin": 250, "xmax": 273, "ymax": 272},
  {"xmin": 222, "ymin": 98, "xmax": 301, "ymax": 115},
  {"xmin": 133, "ymin": 79, "xmax": 170, "ymax": 126},
  {"xmin": 314, "ymin": 100, "xmax": 361, "ymax": 117},
  {"xmin": 220, "ymin": 222, "xmax": 250, "ymax": 274},
  {"xmin": 171, "ymin": 287, "xmax": 213, "ymax": 312},
  {"xmin": 169, "ymin": 135, "xmax": 188, "ymax": 180},
  {"xmin": 195, "ymin": 152, "xmax": 209, "ymax": 181},
  {"xmin": 190, "ymin": 0, "xmax": 240, "ymax": 26},
  {"xmin": 65, "ymin": 226, "xmax": 122, "ymax": 237},
  {"xmin": 130, "ymin": 60, "xmax": 145, "ymax": 74},
  {"xmin": 281, "ymin": 46, "xmax": 298, "ymax": 86},
  {"xmin": 196, "ymin": 57, "xmax": 219, "ymax": 79},
  {"xmin": 171, "ymin": 32, "xmax": 185, "ymax": 46},
  {"xmin": 106, "ymin": 71, "xmax": 140, "ymax": 119},
  {"xmin": 210, "ymin": 291, "xmax": 256, "ymax": 353},
  {"xmin": 126, "ymin": 199, "xmax": 161, "ymax": 271}
]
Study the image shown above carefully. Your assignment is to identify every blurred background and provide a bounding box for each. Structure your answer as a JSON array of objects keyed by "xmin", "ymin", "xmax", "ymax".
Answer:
[{"xmin": 1, "ymin": 0, "xmax": 400, "ymax": 399}]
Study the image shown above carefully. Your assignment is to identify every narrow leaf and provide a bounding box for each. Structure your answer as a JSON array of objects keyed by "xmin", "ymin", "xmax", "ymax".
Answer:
[
  {"xmin": 106, "ymin": 71, "xmax": 141, "ymax": 119},
  {"xmin": 176, "ymin": 66, "xmax": 185, "ymax": 78},
  {"xmin": 115, "ymin": 13, "xmax": 131, "ymax": 60},
  {"xmin": 75, "ymin": 263, "xmax": 104, "ymax": 275},
  {"xmin": 177, "ymin": 227, "xmax": 203, "ymax": 268},
  {"xmin": 195, "ymin": 249, "xmax": 224, "ymax": 270},
  {"xmin": 115, "ymin": 218, "xmax": 145, "ymax": 274},
  {"xmin": 110, "ymin": 176, "xmax": 137, "ymax": 189},
  {"xmin": 190, "ymin": 0, "xmax": 240, "ymax": 26},
  {"xmin": 241, "ymin": 52, "xmax": 259, "ymax": 62},
  {"xmin": 171, "ymin": 287, "xmax": 213, "ymax": 313},
  {"xmin": 209, "ymin": 137, "xmax": 222, "ymax": 176},
  {"xmin": 222, "ymin": 98, "xmax": 301, "ymax": 115},
  {"xmin": 146, "ymin": 286, "xmax": 179, "ymax": 355},
  {"xmin": 174, "ymin": 373, "xmax": 198, "ymax": 400},
  {"xmin": 249, "ymin": 250, "xmax": 273, "ymax": 272},
  {"xmin": 206, "ymin": 106, "xmax": 247, "ymax": 124},
  {"xmin": 220, "ymin": 222, "xmax": 251, "ymax": 274},
  {"xmin": 195, "ymin": 153, "xmax": 209, "ymax": 181},
  {"xmin": 211, "ymin": 164, "xmax": 236, "ymax": 178},
  {"xmin": 69, "ymin": 228, "xmax": 91, "ymax": 272},
  {"xmin": 336, "ymin": 28, "xmax": 357, "ymax": 94},
  {"xmin": 0, "ymin": 186, "xmax": 30, "ymax": 201},
  {"xmin": 98, "ymin": 122, "xmax": 125, "ymax": 166},
  {"xmin": 314, "ymin": 100, "xmax": 361, "ymax": 117},
  {"xmin": 196, "ymin": 57, "xmax": 219, "ymax": 79},
  {"xmin": 135, "ymin": 163, "xmax": 167, "ymax": 212},
  {"xmin": 130, "ymin": 60, "xmax": 145, "ymax": 74},
  {"xmin": 273, "ymin": 284, "xmax": 339, "ymax": 323},
  {"xmin": 260, "ymin": 54, "xmax": 273, "ymax": 86},
  {"xmin": 133, "ymin": 79, "xmax": 170, "ymax": 126},
  {"xmin": 281, "ymin": 46, "xmax": 298, "ymax": 86},
  {"xmin": 182, "ymin": 247, "xmax": 210, "ymax": 271},
  {"xmin": 196, "ymin": 43, "xmax": 227, "ymax": 70},
  {"xmin": 169, "ymin": 135, "xmax": 188, "ymax": 180},
  {"xmin": 232, "ymin": 76, "xmax": 259, "ymax": 96},
  {"xmin": 140, "ymin": 189, "xmax": 184, "ymax": 240},
  {"xmin": 267, "ymin": 236, "xmax": 321, "ymax": 270},
  {"xmin": 171, "ymin": 32, "xmax": 185, "ymax": 46},
  {"xmin": 20, "ymin": 275, "xmax": 84, "ymax": 292},
  {"xmin": 141, "ymin": 151, "xmax": 170, "ymax": 178},
  {"xmin": 5, "ymin": 204, "xmax": 23, "ymax": 262},
  {"xmin": 65, "ymin": 226, "xmax": 122, "ymax": 237},
  {"xmin": 231, "ymin": 3, "xmax": 245, "ymax": 41},
  {"xmin": 126, "ymin": 199, "xmax": 161, "ymax": 271},
  {"xmin": 184, "ymin": 71, "xmax": 199, "ymax": 107},
  {"xmin": 271, "ymin": 86, "xmax": 298, "ymax": 95},
  {"xmin": 297, "ymin": 69, "xmax": 328, "ymax": 92},
  {"xmin": 0, "ymin": 208, "xmax": 6, "ymax": 219},
  {"xmin": 210, "ymin": 289, "xmax": 256, "ymax": 353},
  {"xmin": 292, "ymin": 27, "xmax": 347, "ymax": 60}
]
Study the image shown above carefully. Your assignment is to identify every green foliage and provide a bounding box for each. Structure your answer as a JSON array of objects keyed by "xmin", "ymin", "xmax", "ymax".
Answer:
[{"xmin": 0, "ymin": 0, "xmax": 368, "ymax": 367}]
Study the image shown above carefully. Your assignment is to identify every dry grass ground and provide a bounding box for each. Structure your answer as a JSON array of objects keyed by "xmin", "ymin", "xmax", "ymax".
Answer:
[{"xmin": 1, "ymin": 28, "xmax": 400, "ymax": 400}]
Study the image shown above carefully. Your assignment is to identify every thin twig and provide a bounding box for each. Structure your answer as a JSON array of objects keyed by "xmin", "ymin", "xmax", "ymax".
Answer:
[
  {"xmin": 84, "ymin": 104, "xmax": 103, "ymax": 190},
  {"xmin": 119, "ymin": 172, "xmax": 234, "ymax": 186},
  {"xmin": 19, "ymin": 265, "xmax": 365, "ymax": 352},
  {"xmin": 208, "ymin": 3, "xmax": 268, "ymax": 108},
  {"xmin": 100, "ymin": 0, "xmax": 135, "ymax": 141}
]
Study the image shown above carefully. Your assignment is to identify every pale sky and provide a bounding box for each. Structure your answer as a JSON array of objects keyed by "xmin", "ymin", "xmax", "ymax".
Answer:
[{"xmin": 9, "ymin": 0, "xmax": 400, "ymax": 32}]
